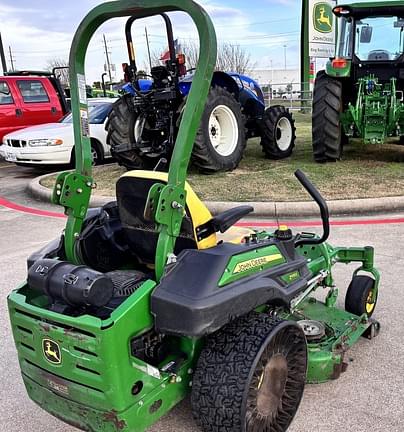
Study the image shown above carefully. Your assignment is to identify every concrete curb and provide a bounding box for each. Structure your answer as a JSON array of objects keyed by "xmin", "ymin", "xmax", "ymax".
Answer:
[{"xmin": 28, "ymin": 172, "xmax": 404, "ymax": 217}]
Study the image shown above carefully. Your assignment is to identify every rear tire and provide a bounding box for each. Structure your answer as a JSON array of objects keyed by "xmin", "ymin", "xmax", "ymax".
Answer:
[
  {"xmin": 191, "ymin": 313, "xmax": 307, "ymax": 432},
  {"xmin": 312, "ymin": 71, "xmax": 343, "ymax": 163},
  {"xmin": 192, "ymin": 86, "xmax": 246, "ymax": 173},
  {"xmin": 259, "ymin": 105, "xmax": 296, "ymax": 159},
  {"xmin": 106, "ymin": 94, "xmax": 144, "ymax": 170}
]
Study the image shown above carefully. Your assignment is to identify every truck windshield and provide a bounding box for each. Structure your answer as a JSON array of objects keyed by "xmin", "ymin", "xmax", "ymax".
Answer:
[
  {"xmin": 355, "ymin": 16, "xmax": 404, "ymax": 61},
  {"xmin": 61, "ymin": 102, "xmax": 113, "ymax": 124}
]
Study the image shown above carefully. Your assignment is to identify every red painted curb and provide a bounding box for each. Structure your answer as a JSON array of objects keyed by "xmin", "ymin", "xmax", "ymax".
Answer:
[
  {"xmin": 2, "ymin": 195, "xmax": 404, "ymax": 227},
  {"xmin": 0, "ymin": 196, "xmax": 66, "ymax": 219}
]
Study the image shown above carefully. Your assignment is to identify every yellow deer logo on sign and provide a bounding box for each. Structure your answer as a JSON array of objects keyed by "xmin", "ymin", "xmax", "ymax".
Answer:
[
  {"xmin": 42, "ymin": 339, "xmax": 61, "ymax": 364},
  {"xmin": 315, "ymin": 4, "xmax": 333, "ymax": 33},
  {"xmin": 317, "ymin": 7, "xmax": 331, "ymax": 29}
]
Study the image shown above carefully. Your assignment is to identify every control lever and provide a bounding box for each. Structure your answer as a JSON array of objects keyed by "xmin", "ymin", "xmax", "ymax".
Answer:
[
  {"xmin": 154, "ymin": 158, "xmax": 168, "ymax": 171},
  {"xmin": 294, "ymin": 169, "xmax": 330, "ymax": 246}
]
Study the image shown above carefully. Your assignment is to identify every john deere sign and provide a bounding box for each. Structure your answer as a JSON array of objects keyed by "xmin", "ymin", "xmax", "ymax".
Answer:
[{"xmin": 309, "ymin": 0, "xmax": 336, "ymax": 57}]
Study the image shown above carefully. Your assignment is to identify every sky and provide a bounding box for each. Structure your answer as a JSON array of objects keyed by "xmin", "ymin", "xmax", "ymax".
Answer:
[{"xmin": 0, "ymin": 0, "xmax": 384, "ymax": 84}]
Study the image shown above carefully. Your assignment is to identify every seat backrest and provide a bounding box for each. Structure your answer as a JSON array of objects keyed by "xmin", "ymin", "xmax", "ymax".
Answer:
[{"xmin": 116, "ymin": 171, "xmax": 217, "ymax": 265}]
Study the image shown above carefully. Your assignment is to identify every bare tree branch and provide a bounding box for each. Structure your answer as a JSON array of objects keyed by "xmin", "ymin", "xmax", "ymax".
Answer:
[
  {"xmin": 45, "ymin": 58, "xmax": 69, "ymax": 87},
  {"xmin": 145, "ymin": 41, "xmax": 255, "ymax": 75}
]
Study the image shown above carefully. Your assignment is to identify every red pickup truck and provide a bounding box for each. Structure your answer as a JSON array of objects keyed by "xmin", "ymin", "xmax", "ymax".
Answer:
[{"xmin": 0, "ymin": 71, "xmax": 68, "ymax": 143}]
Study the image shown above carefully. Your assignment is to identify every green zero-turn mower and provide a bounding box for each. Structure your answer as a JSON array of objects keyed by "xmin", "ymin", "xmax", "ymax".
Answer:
[
  {"xmin": 312, "ymin": 1, "xmax": 404, "ymax": 162},
  {"xmin": 8, "ymin": 1, "xmax": 381, "ymax": 431}
]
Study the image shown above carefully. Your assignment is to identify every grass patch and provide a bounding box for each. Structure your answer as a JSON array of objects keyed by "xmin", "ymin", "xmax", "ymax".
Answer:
[{"xmin": 41, "ymin": 112, "xmax": 404, "ymax": 202}]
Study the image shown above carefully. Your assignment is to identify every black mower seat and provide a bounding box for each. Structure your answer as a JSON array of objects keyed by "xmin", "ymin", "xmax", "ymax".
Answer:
[{"xmin": 116, "ymin": 171, "xmax": 255, "ymax": 265}]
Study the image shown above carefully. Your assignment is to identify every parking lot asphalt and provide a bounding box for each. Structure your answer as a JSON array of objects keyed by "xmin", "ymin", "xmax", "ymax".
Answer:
[{"xmin": 0, "ymin": 159, "xmax": 403, "ymax": 432}]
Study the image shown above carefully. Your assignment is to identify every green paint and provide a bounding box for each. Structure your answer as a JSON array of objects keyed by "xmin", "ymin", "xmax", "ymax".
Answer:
[
  {"xmin": 325, "ymin": 59, "xmax": 351, "ymax": 78},
  {"xmin": 340, "ymin": 76, "xmax": 404, "ymax": 144},
  {"xmin": 325, "ymin": 2, "xmax": 404, "ymax": 145},
  {"xmin": 284, "ymin": 297, "xmax": 375, "ymax": 383},
  {"xmin": 281, "ymin": 270, "xmax": 301, "ymax": 284},
  {"xmin": 8, "ymin": 279, "xmax": 200, "ymax": 431},
  {"xmin": 219, "ymin": 245, "xmax": 285, "ymax": 287},
  {"xmin": 300, "ymin": 0, "xmax": 310, "ymax": 113}
]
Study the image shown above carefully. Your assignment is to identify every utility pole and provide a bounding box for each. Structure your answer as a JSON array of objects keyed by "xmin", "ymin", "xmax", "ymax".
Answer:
[
  {"xmin": 8, "ymin": 45, "xmax": 15, "ymax": 71},
  {"xmin": 283, "ymin": 45, "xmax": 287, "ymax": 70},
  {"xmin": 145, "ymin": 27, "xmax": 152, "ymax": 73},
  {"xmin": 0, "ymin": 33, "xmax": 7, "ymax": 73},
  {"xmin": 103, "ymin": 34, "xmax": 112, "ymax": 89}
]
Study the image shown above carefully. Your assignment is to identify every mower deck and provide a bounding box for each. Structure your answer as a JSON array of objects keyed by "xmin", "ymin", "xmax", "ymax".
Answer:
[{"xmin": 288, "ymin": 298, "xmax": 380, "ymax": 383}]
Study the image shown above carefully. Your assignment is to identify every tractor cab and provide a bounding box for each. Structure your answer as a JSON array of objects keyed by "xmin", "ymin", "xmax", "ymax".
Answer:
[{"xmin": 332, "ymin": 3, "xmax": 404, "ymax": 84}]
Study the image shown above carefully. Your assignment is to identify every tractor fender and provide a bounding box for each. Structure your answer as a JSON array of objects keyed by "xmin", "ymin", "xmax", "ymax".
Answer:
[
  {"xmin": 151, "ymin": 241, "xmax": 311, "ymax": 337},
  {"xmin": 211, "ymin": 71, "xmax": 240, "ymax": 99},
  {"xmin": 179, "ymin": 71, "xmax": 241, "ymax": 100}
]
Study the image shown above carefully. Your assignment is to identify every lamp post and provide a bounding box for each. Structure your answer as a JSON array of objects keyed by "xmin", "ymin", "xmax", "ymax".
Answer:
[{"xmin": 283, "ymin": 45, "xmax": 287, "ymax": 70}]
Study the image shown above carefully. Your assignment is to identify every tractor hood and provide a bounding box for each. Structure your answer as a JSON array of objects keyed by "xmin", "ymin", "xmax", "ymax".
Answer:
[{"xmin": 335, "ymin": 3, "xmax": 404, "ymax": 19}]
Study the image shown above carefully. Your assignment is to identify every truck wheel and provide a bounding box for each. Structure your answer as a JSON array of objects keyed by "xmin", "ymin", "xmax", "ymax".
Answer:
[
  {"xmin": 345, "ymin": 275, "xmax": 377, "ymax": 318},
  {"xmin": 259, "ymin": 105, "xmax": 296, "ymax": 159},
  {"xmin": 90, "ymin": 141, "xmax": 103, "ymax": 166},
  {"xmin": 192, "ymin": 86, "xmax": 246, "ymax": 173},
  {"xmin": 106, "ymin": 94, "xmax": 144, "ymax": 170},
  {"xmin": 191, "ymin": 313, "xmax": 307, "ymax": 432},
  {"xmin": 312, "ymin": 71, "xmax": 343, "ymax": 163}
]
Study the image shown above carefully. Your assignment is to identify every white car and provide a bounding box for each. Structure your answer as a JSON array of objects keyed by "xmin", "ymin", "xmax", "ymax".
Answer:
[{"xmin": 0, "ymin": 98, "xmax": 116, "ymax": 166}]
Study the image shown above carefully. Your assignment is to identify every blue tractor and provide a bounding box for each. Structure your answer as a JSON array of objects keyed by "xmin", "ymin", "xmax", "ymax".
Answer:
[{"xmin": 107, "ymin": 14, "xmax": 296, "ymax": 172}]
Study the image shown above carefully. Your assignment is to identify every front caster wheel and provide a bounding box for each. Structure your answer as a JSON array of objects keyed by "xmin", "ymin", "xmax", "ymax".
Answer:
[
  {"xmin": 345, "ymin": 275, "xmax": 378, "ymax": 318},
  {"xmin": 191, "ymin": 313, "xmax": 307, "ymax": 432}
]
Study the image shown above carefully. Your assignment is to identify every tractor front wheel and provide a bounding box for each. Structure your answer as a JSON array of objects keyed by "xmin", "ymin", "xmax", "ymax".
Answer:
[
  {"xmin": 312, "ymin": 71, "xmax": 344, "ymax": 163},
  {"xmin": 191, "ymin": 313, "xmax": 307, "ymax": 432},
  {"xmin": 192, "ymin": 86, "xmax": 246, "ymax": 173},
  {"xmin": 259, "ymin": 105, "xmax": 296, "ymax": 159},
  {"xmin": 106, "ymin": 94, "xmax": 144, "ymax": 170}
]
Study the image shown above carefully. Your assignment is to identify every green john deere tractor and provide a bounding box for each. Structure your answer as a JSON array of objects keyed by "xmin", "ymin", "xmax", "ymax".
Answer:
[
  {"xmin": 8, "ymin": 1, "xmax": 381, "ymax": 431},
  {"xmin": 312, "ymin": 1, "xmax": 404, "ymax": 162}
]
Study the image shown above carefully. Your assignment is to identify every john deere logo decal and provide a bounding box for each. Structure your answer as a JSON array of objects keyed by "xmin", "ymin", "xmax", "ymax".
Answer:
[
  {"xmin": 233, "ymin": 254, "xmax": 284, "ymax": 274},
  {"xmin": 314, "ymin": 2, "xmax": 333, "ymax": 33},
  {"xmin": 42, "ymin": 339, "xmax": 61, "ymax": 364}
]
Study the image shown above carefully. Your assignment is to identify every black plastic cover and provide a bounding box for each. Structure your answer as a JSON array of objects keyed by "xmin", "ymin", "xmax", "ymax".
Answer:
[
  {"xmin": 151, "ymin": 240, "xmax": 311, "ymax": 337},
  {"xmin": 28, "ymin": 259, "xmax": 114, "ymax": 308}
]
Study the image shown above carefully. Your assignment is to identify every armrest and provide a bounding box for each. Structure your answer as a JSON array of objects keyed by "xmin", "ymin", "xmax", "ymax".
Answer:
[{"xmin": 211, "ymin": 205, "xmax": 254, "ymax": 233}]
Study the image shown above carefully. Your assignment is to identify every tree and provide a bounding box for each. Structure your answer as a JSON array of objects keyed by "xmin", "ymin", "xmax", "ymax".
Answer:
[
  {"xmin": 147, "ymin": 40, "xmax": 255, "ymax": 74},
  {"xmin": 215, "ymin": 42, "xmax": 256, "ymax": 74},
  {"xmin": 45, "ymin": 58, "xmax": 69, "ymax": 87}
]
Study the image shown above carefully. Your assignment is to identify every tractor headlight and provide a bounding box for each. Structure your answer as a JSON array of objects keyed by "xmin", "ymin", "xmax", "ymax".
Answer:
[{"xmin": 29, "ymin": 138, "xmax": 63, "ymax": 147}]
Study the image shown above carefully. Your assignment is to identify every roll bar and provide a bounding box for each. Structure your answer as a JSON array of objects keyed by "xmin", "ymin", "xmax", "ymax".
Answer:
[{"xmin": 56, "ymin": 0, "xmax": 217, "ymax": 270}]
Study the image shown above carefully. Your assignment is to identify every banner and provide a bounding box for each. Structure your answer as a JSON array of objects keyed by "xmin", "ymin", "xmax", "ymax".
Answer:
[{"xmin": 308, "ymin": 0, "xmax": 336, "ymax": 58}]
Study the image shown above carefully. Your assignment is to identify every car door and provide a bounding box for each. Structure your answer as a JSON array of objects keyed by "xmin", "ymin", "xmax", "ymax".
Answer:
[
  {"xmin": 15, "ymin": 78, "xmax": 60, "ymax": 128},
  {"xmin": 0, "ymin": 79, "xmax": 24, "ymax": 142}
]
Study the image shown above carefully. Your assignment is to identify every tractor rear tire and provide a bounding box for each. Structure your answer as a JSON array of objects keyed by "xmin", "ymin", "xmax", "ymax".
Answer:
[
  {"xmin": 345, "ymin": 275, "xmax": 377, "ymax": 318},
  {"xmin": 191, "ymin": 313, "xmax": 307, "ymax": 432},
  {"xmin": 106, "ymin": 94, "xmax": 144, "ymax": 170},
  {"xmin": 192, "ymin": 86, "xmax": 246, "ymax": 173},
  {"xmin": 312, "ymin": 71, "xmax": 344, "ymax": 163},
  {"xmin": 259, "ymin": 105, "xmax": 296, "ymax": 159}
]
